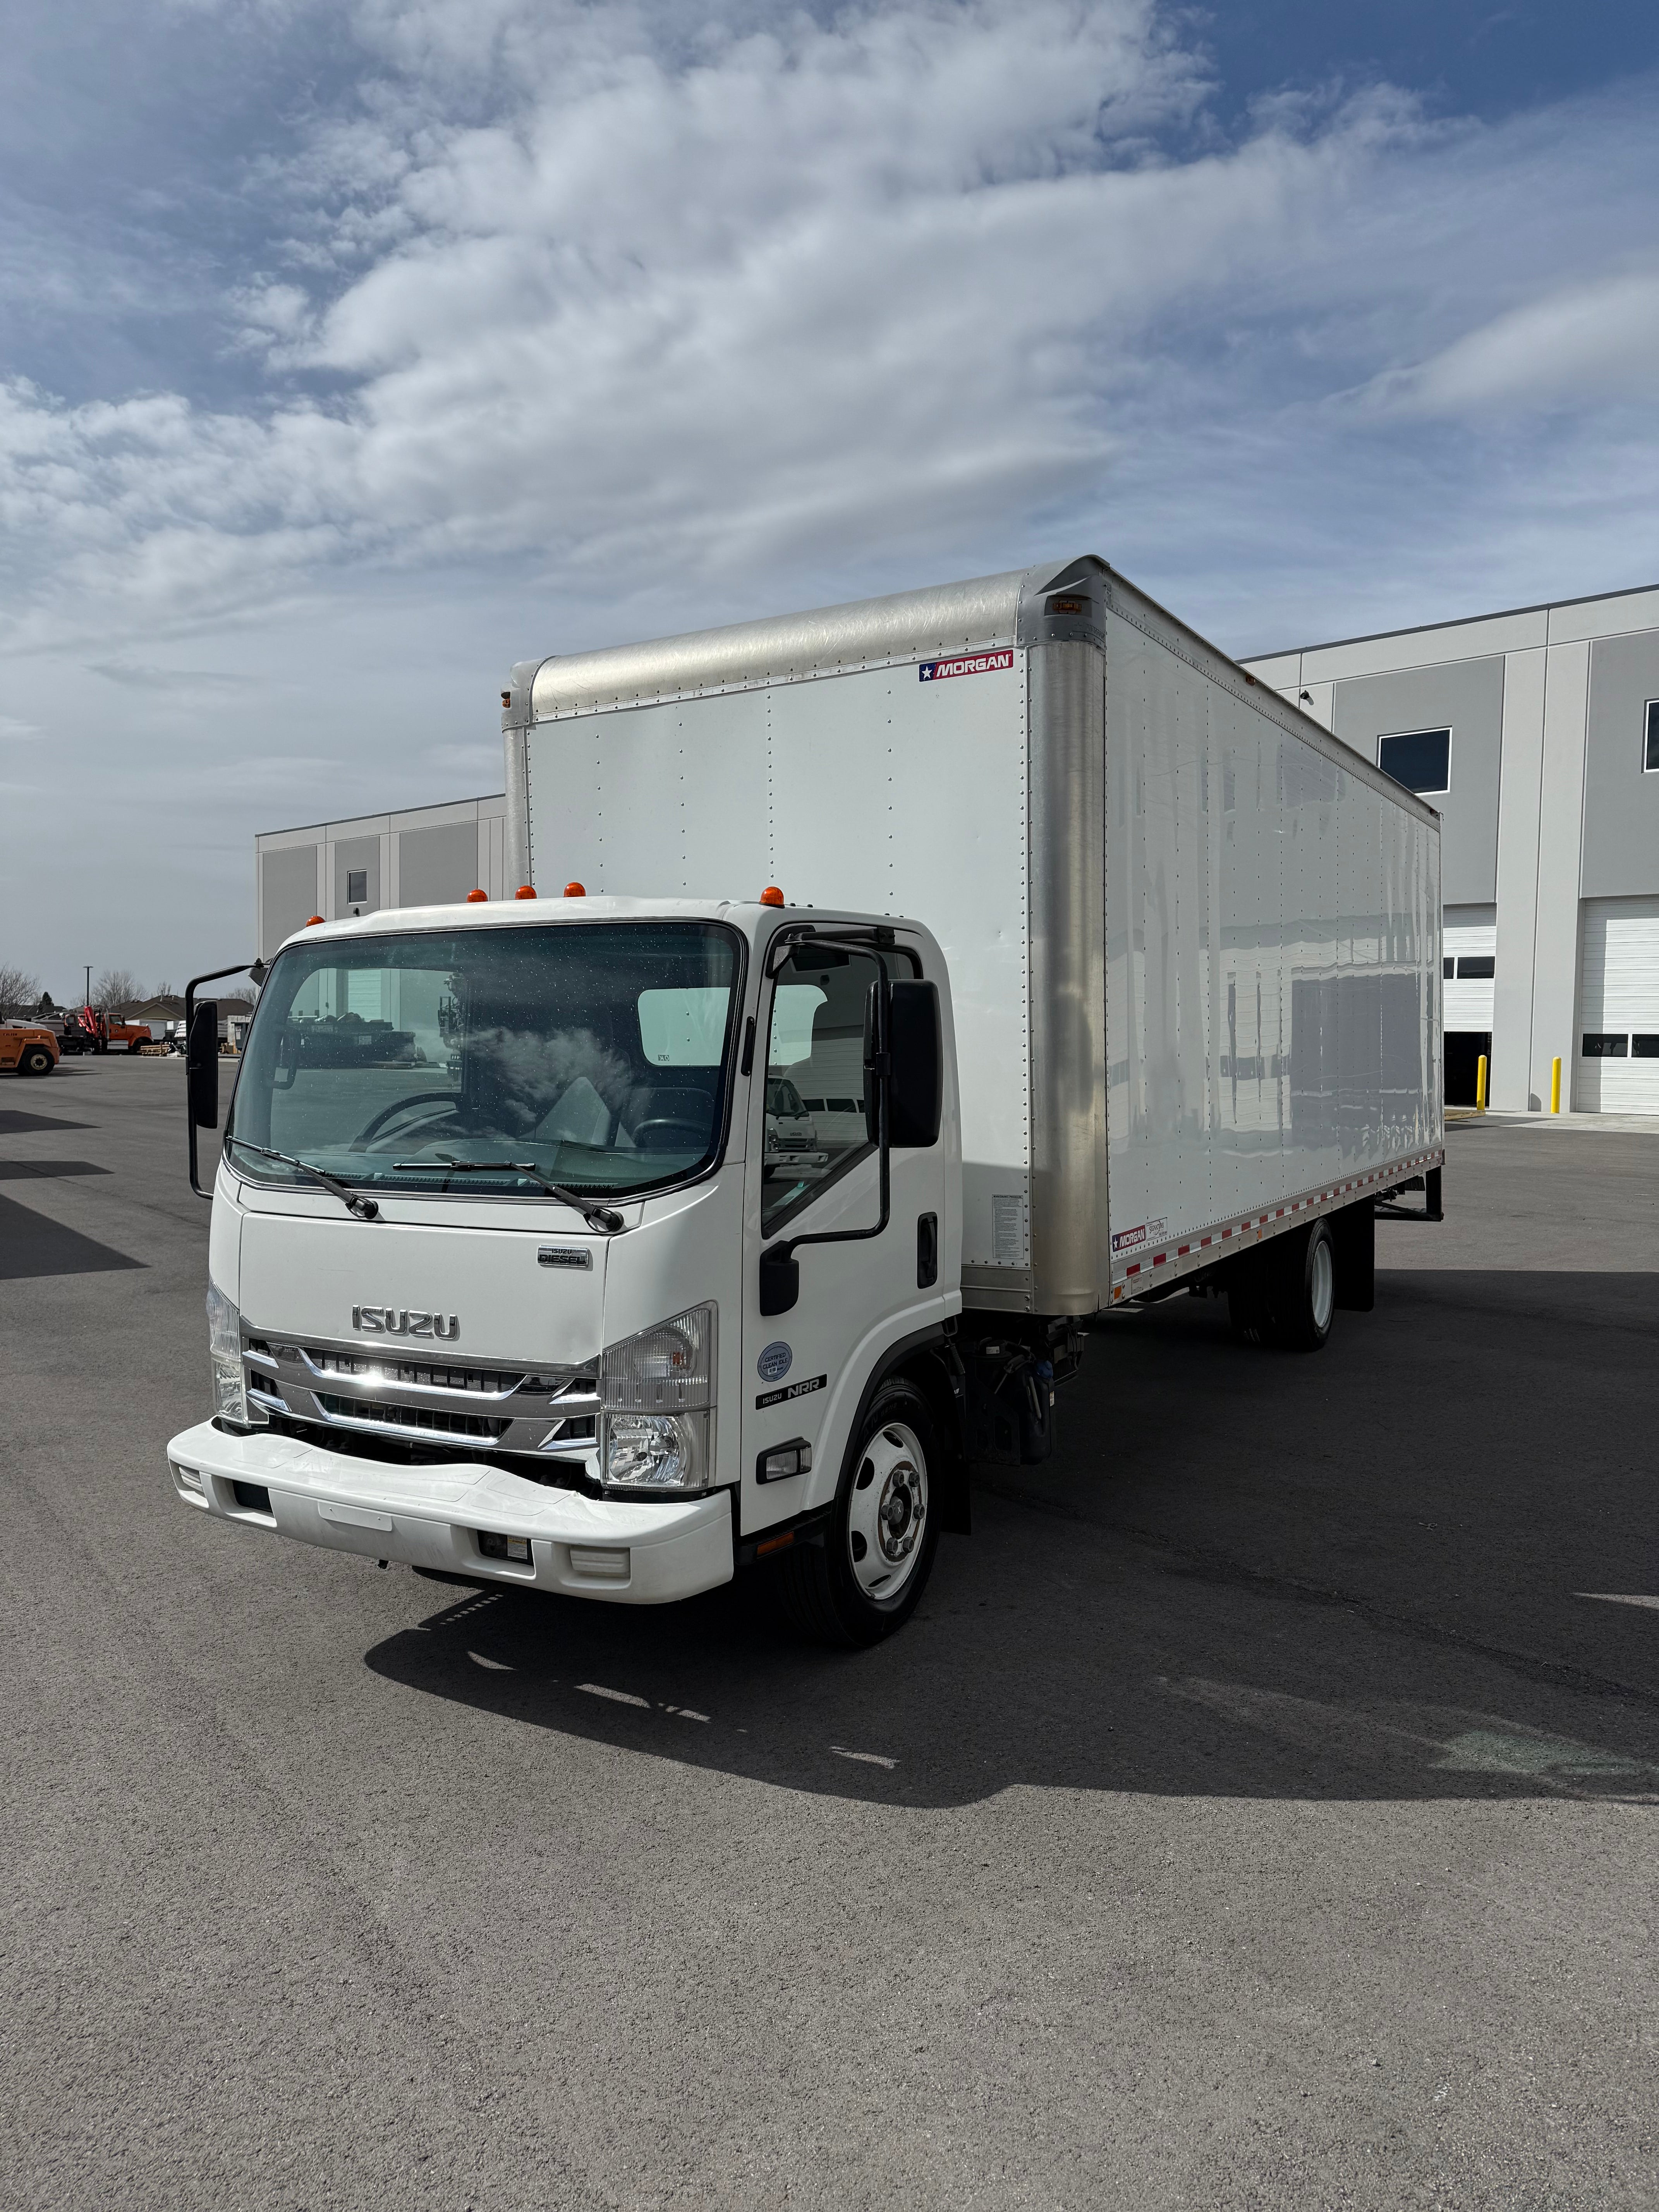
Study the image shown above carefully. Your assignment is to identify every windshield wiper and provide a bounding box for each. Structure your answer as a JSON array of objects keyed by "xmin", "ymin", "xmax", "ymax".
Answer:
[
  {"xmin": 400, "ymin": 1155, "xmax": 624, "ymax": 1235},
  {"xmin": 227, "ymin": 1137, "xmax": 380, "ymax": 1221}
]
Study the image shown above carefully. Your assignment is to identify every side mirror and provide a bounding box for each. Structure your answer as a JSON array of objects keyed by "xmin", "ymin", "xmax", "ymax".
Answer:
[
  {"xmin": 188, "ymin": 1001, "xmax": 220, "ymax": 1128},
  {"xmin": 887, "ymin": 981, "xmax": 942, "ymax": 1147},
  {"xmin": 758, "ymin": 1242, "xmax": 799, "ymax": 1317}
]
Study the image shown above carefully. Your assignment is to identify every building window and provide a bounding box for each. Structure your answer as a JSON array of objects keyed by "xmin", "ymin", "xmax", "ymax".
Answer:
[
  {"xmin": 1377, "ymin": 728, "xmax": 1451, "ymax": 794},
  {"xmin": 1456, "ymin": 956, "xmax": 1495, "ymax": 980},
  {"xmin": 1581, "ymin": 1034, "xmax": 1628, "ymax": 1058},
  {"xmin": 1633, "ymin": 1035, "xmax": 1659, "ymax": 1058},
  {"xmin": 1443, "ymin": 957, "xmax": 1454, "ymax": 979},
  {"xmin": 346, "ymin": 870, "xmax": 368, "ymax": 904},
  {"xmin": 1645, "ymin": 699, "xmax": 1659, "ymax": 773}
]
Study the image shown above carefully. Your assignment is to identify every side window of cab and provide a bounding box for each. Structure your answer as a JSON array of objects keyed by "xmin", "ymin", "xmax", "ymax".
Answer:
[{"xmin": 759, "ymin": 947, "xmax": 882, "ymax": 1237}]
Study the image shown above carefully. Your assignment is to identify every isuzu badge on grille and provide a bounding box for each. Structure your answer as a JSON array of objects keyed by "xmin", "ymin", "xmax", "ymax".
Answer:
[{"xmin": 351, "ymin": 1307, "xmax": 460, "ymax": 1340}]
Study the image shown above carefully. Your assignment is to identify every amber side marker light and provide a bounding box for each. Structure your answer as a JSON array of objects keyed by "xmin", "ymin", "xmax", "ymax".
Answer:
[
  {"xmin": 760, "ymin": 885, "xmax": 785, "ymax": 907},
  {"xmin": 564, "ymin": 881, "xmax": 586, "ymax": 898},
  {"xmin": 514, "ymin": 884, "xmax": 537, "ymax": 900},
  {"xmin": 466, "ymin": 888, "xmax": 488, "ymax": 902}
]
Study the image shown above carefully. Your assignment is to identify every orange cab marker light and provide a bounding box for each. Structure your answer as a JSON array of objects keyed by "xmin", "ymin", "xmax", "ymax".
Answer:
[
  {"xmin": 564, "ymin": 881, "xmax": 586, "ymax": 898},
  {"xmin": 514, "ymin": 884, "xmax": 537, "ymax": 900},
  {"xmin": 760, "ymin": 885, "xmax": 785, "ymax": 907},
  {"xmin": 466, "ymin": 888, "xmax": 488, "ymax": 902},
  {"xmin": 306, "ymin": 914, "xmax": 325, "ymax": 926}
]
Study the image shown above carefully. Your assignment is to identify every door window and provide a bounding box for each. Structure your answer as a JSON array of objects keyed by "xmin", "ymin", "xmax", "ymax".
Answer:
[{"xmin": 760, "ymin": 946, "xmax": 882, "ymax": 1236}]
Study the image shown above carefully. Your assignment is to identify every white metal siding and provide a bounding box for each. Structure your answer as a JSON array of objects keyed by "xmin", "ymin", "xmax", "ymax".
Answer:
[
  {"xmin": 1443, "ymin": 904, "xmax": 1496, "ymax": 1030},
  {"xmin": 1576, "ymin": 896, "xmax": 1659, "ymax": 1113},
  {"xmin": 1104, "ymin": 610, "xmax": 1440, "ymax": 1264}
]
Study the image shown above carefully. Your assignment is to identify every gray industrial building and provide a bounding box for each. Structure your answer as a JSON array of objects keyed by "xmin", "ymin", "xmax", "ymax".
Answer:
[
  {"xmin": 255, "ymin": 577, "xmax": 1659, "ymax": 1118},
  {"xmin": 1242, "ymin": 579, "xmax": 1659, "ymax": 1116},
  {"xmin": 256, "ymin": 792, "xmax": 509, "ymax": 960}
]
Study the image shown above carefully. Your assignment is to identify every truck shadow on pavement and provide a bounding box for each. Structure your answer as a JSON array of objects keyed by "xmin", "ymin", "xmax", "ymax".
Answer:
[{"xmin": 364, "ymin": 1267, "xmax": 1659, "ymax": 1810}]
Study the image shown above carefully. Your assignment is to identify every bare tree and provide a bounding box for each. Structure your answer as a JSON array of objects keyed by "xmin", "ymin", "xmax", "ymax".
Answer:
[
  {"xmin": 0, "ymin": 962, "xmax": 41, "ymax": 1018},
  {"xmin": 92, "ymin": 968, "xmax": 144, "ymax": 1014}
]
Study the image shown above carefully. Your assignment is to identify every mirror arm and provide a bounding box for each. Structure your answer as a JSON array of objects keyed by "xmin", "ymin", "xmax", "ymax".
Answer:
[{"xmin": 185, "ymin": 962, "xmax": 256, "ymax": 1202}]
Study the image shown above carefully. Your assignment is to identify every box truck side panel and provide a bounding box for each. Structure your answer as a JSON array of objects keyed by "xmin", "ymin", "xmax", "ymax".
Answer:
[
  {"xmin": 1210, "ymin": 677, "xmax": 1290, "ymax": 1228},
  {"xmin": 1104, "ymin": 605, "xmax": 1440, "ymax": 1286}
]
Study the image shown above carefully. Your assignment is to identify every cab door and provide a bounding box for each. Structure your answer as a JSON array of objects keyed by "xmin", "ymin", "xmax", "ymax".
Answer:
[{"xmin": 740, "ymin": 940, "xmax": 944, "ymax": 1535}]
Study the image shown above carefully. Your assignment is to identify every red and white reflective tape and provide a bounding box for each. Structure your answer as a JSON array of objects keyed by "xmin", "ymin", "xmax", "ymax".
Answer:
[{"xmin": 1110, "ymin": 1147, "xmax": 1444, "ymax": 1300}]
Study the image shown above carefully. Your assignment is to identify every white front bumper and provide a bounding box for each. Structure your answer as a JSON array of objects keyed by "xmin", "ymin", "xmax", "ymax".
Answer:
[{"xmin": 165, "ymin": 1420, "xmax": 732, "ymax": 1604}]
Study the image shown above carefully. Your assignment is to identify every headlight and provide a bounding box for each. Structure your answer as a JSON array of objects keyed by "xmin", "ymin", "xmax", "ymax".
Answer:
[
  {"xmin": 206, "ymin": 1279, "xmax": 264, "ymax": 1428},
  {"xmin": 599, "ymin": 1305, "xmax": 715, "ymax": 1492}
]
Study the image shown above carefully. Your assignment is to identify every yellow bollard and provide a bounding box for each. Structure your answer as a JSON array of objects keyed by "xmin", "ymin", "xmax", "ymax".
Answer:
[
  {"xmin": 1476, "ymin": 1053, "xmax": 1488, "ymax": 1113},
  {"xmin": 1551, "ymin": 1056, "xmax": 1562, "ymax": 1114}
]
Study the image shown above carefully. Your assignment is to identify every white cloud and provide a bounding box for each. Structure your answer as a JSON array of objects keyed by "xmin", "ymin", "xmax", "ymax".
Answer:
[
  {"xmin": 0, "ymin": 0, "xmax": 1355, "ymax": 643},
  {"xmin": 1360, "ymin": 271, "xmax": 1659, "ymax": 417}
]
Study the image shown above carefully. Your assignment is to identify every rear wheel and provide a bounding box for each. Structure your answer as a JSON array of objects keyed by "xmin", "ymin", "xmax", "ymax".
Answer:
[
  {"xmin": 1228, "ymin": 1219, "xmax": 1335, "ymax": 1352},
  {"xmin": 775, "ymin": 1379, "xmax": 941, "ymax": 1647},
  {"xmin": 20, "ymin": 1046, "xmax": 54, "ymax": 1077}
]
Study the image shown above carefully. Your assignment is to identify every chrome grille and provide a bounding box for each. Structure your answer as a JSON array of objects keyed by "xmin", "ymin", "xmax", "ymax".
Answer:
[
  {"xmin": 242, "ymin": 1325, "xmax": 600, "ymax": 1459},
  {"xmin": 303, "ymin": 1349, "xmax": 524, "ymax": 1396},
  {"xmin": 313, "ymin": 1392, "xmax": 511, "ymax": 1441}
]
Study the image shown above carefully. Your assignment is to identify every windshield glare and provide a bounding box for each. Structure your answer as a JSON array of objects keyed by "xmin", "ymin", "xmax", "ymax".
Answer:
[{"xmin": 228, "ymin": 922, "xmax": 742, "ymax": 1199}]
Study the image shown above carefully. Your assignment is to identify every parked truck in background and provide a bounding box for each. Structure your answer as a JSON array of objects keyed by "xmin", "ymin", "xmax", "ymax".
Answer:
[
  {"xmin": 167, "ymin": 556, "xmax": 1443, "ymax": 1645},
  {"xmin": 0, "ymin": 1022, "xmax": 59, "ymax": 1077},
  {"xmin": 57, "ymin": 1006, "xmax": 152, "ymax": 1055}
]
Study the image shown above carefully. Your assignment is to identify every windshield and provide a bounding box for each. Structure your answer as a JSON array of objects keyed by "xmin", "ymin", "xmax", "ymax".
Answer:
[{"xmin": 228, "ymin": 922, "xmax": 743, "ymax": 1200}]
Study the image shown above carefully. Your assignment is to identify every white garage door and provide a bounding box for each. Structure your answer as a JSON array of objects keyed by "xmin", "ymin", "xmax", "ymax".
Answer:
[
  {"xmin": 1577, "ymin": 896, "xmax": 1659, "ymax": 1113},
  {"xmin": 1443, "ymin": 904, "xmax": 1496, "ymax": 1032}
]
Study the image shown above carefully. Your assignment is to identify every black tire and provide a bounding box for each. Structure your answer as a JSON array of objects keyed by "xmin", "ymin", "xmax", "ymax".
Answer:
[
  {"xmin": 775, "ymin": 1379, "xmax": 941, "ymax": 1647},
  {"xmin": 1229, "ymin": 1219, "xmax": 1336, "ymax": 1352},
  {"xmin": 20, "ymin": 1046, "xmax": 54, "ymax": 1077}
]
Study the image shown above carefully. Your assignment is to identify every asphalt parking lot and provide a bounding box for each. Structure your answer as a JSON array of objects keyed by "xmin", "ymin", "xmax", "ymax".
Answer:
[{"xmin": 3, "ymin": 1056, "xmax": 1656, "ymax": 2211}]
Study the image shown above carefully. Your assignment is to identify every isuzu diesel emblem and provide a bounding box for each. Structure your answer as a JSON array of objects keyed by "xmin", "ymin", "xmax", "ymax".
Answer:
[{"xmin": 351, "ymin": 1306, "xmax": 459, "ymax": 1340}]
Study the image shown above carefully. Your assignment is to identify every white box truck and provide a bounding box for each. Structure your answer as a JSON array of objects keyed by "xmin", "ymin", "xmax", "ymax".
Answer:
[{"xmin": 168, "ymin": 557, "xmax": 1443, "ymax": 1645}]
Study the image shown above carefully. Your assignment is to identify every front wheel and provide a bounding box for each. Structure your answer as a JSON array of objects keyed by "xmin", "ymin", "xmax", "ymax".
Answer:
[
  {"xmin": 20, "ymin": 1046, "xmax": 55, "ymax": 1077},
  {"xmin": 775, "ymin": 1380, "xmax": 941, "ymax": 1647}
]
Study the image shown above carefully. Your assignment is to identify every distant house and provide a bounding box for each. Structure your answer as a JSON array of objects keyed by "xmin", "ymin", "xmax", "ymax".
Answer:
[{"xmin": 129, "ymin": 993, "xmax": 255, "ymax": 1043}]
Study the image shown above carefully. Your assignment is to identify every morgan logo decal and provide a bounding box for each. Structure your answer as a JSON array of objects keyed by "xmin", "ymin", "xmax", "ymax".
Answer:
[
  {"xmin": 1109, "ymin": 1219, "xmax": 1166, "ymax": 1255},
  {"xmin": 757, "ymin": 1340, "xmax": 793, "ymax": 1382},
  {"xmin": 352, "ymin": 1306, "xmax": 460, "ymax": 1340},
  {"xmin": 919, "ymin": 648, "xmax": 1014, "ymax": 683}
]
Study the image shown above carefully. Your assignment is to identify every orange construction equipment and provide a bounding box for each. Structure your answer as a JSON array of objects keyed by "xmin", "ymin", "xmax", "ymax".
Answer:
[{"xmin": 0, "ymin": 1024, "xmax": 60, "ymax": 1077}]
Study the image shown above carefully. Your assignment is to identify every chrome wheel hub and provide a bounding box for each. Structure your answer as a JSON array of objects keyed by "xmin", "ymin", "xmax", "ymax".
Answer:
[
  {"xmin": 848, "ymin": 1421, "xmax": 929, "ymax": 1599},
  {"xmin": 1311, "ymin": 1237, "xmax": 1334, "ymax": 1331}
]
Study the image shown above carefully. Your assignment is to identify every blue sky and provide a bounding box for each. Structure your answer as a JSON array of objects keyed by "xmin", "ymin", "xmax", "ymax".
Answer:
[{"xmin": 2, "ymin": 0, "xmax": 1656, "ymax": 991}]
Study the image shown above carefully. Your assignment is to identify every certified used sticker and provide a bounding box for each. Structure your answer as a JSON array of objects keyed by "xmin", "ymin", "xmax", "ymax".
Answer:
[
  {"xmin": 756, "ymin": 1340, "xmax": 793, "ymax": 1382},
  {"xmin": 756, "ymin": 1374, "xmax": 826, "ymax": 1410}
]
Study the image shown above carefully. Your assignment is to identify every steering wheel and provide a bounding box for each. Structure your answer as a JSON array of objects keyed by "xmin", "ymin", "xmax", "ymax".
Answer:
[
  {"xmin": 349, "ymin": 1093, "xmax": 466, "ymax": 1152},
  {"xmin": 631, "ymin": 1117, "xmax": 709, "ymax": 1153}
]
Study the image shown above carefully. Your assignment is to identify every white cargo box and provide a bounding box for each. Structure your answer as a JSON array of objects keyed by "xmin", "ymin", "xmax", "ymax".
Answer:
[{"xmin": 505, "ymin": 556, "xmax": 1443, "ymax": 1317}]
